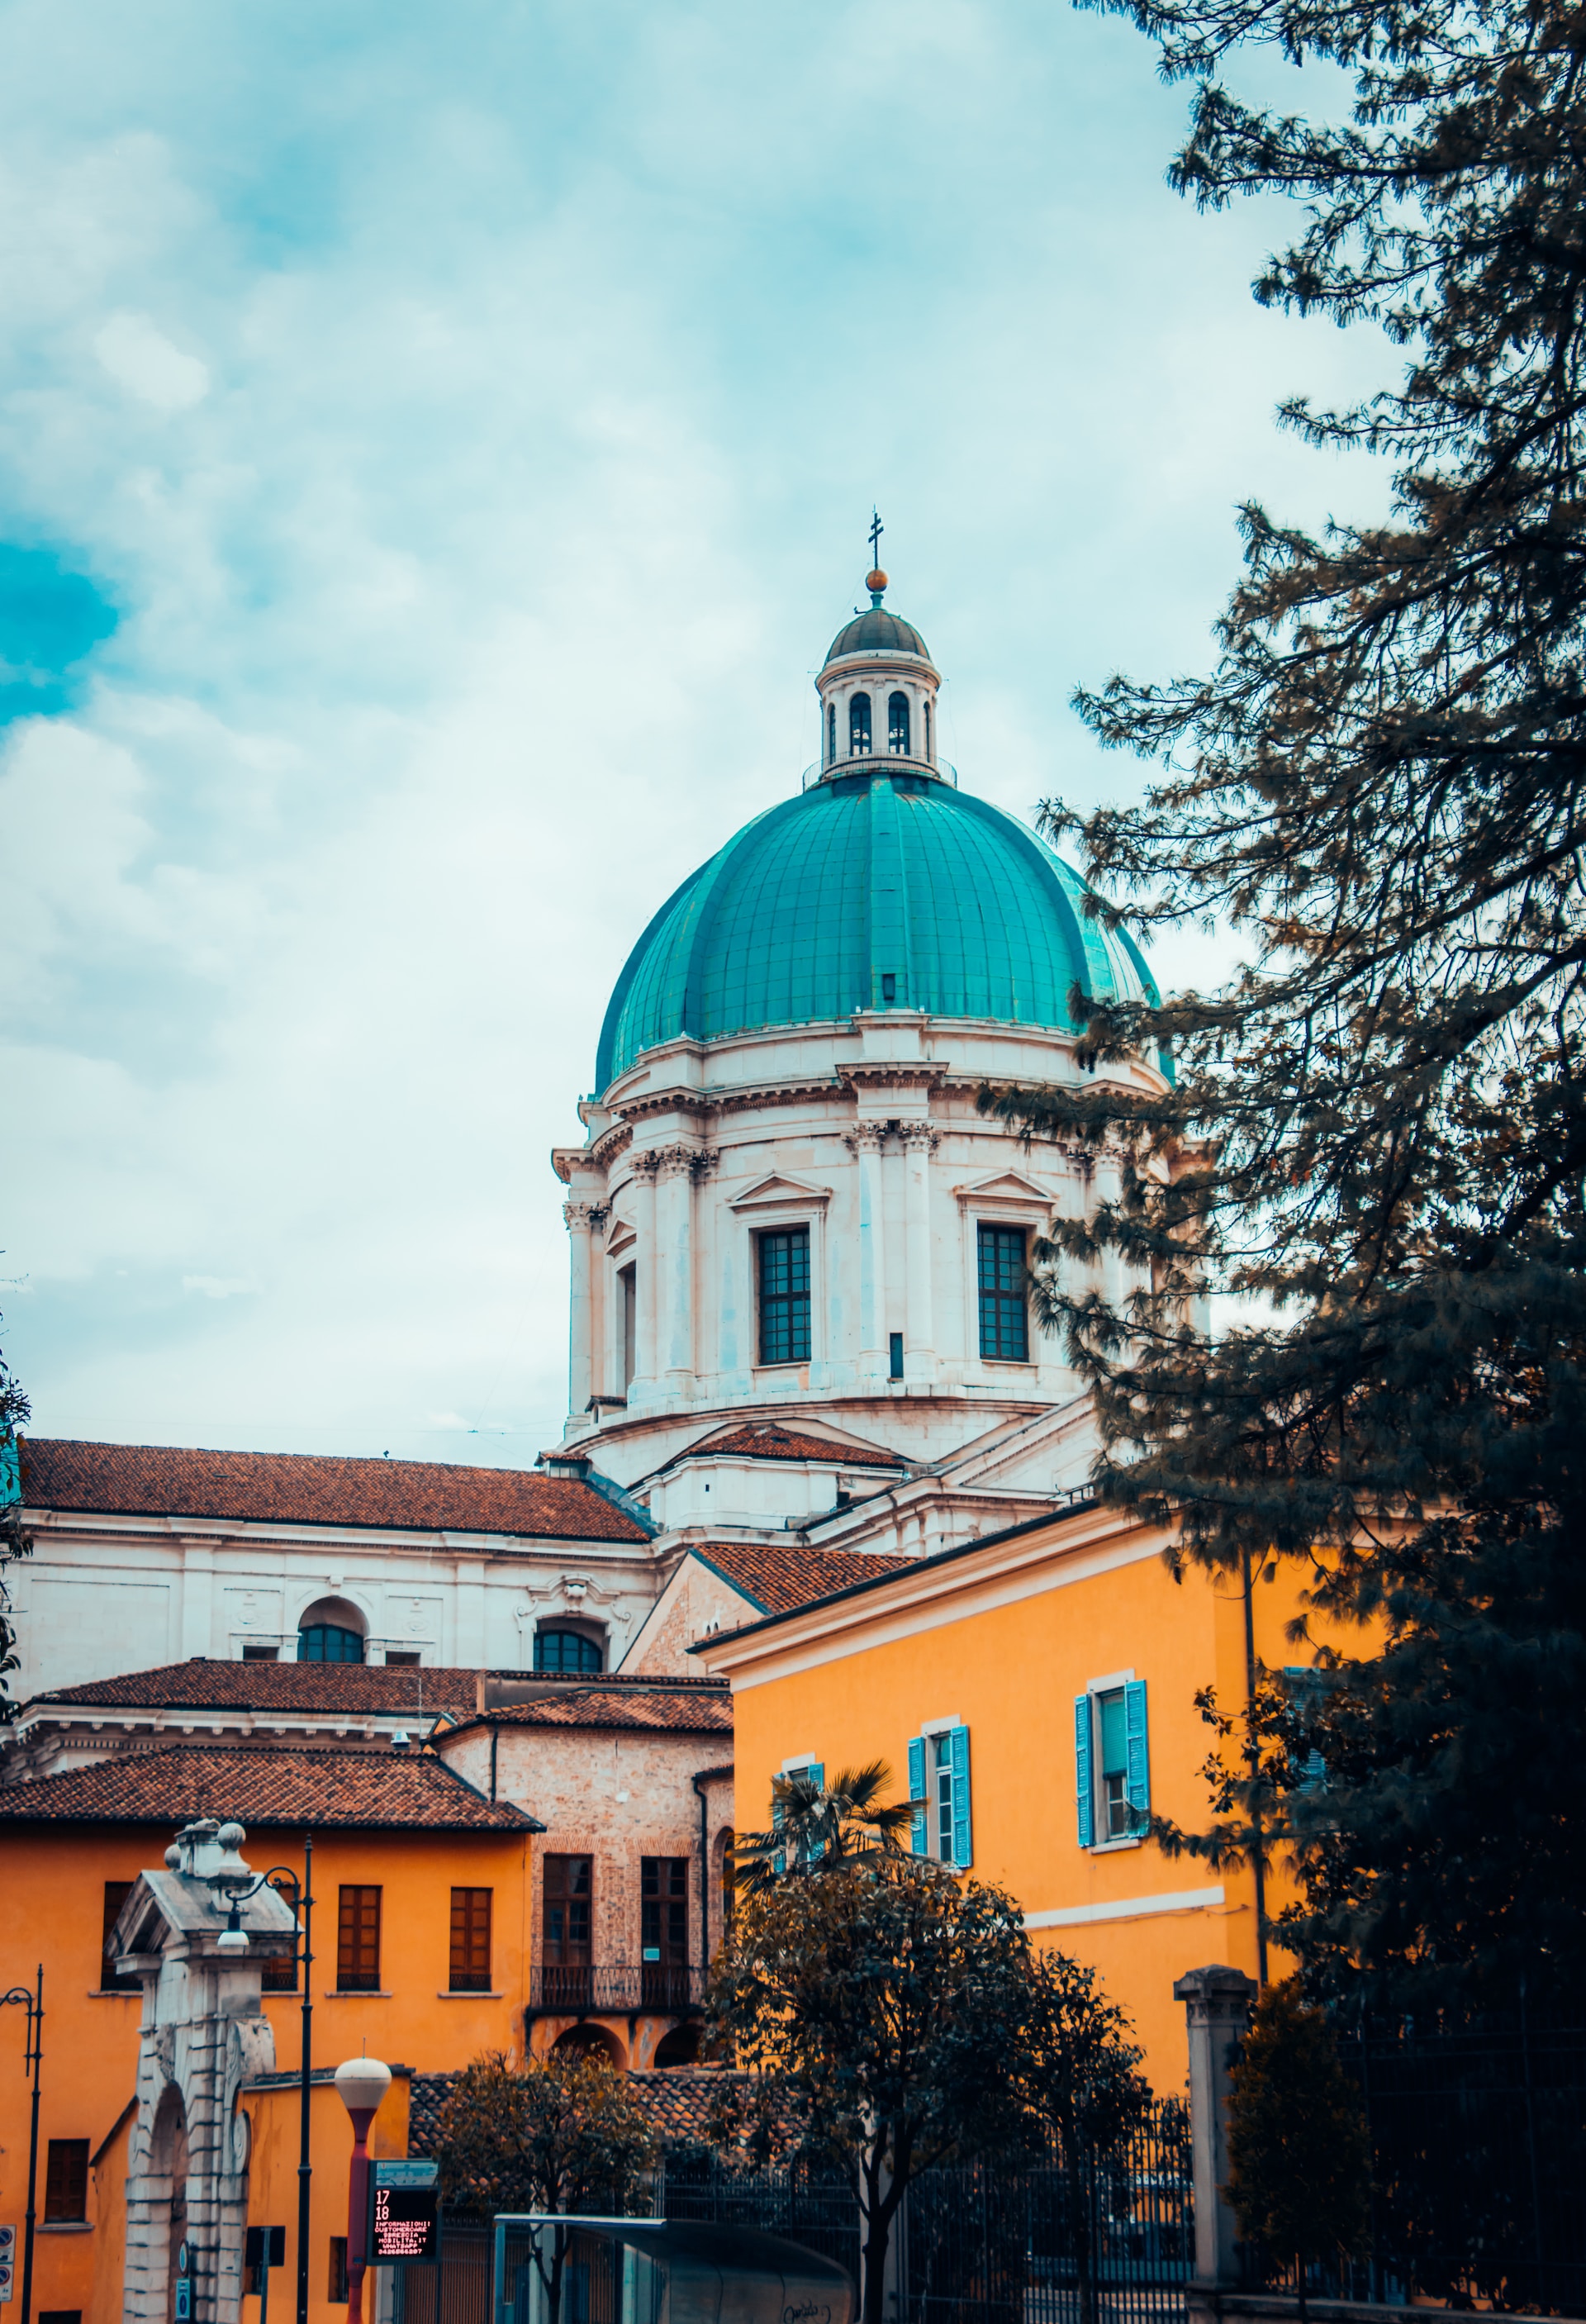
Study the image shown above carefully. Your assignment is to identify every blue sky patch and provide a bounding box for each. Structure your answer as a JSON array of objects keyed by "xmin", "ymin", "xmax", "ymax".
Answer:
[{"xmin": 0, "ymin": 544, "xmax": 117, "ymax": 725}]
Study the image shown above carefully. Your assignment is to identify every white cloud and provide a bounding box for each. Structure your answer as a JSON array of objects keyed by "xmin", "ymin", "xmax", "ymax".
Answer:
[{"xmin": 93, "ymin": 310, "xmax": 208, "ymax": 411}]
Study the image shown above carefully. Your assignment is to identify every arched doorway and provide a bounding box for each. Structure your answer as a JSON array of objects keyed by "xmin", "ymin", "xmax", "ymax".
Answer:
[
  {"xmin": 653, "ymin": 2023, "xmax": 701, "ymax": 2070},
  {"xmin": 152, "ymin": 2088, "xmax": 189, "ymax": 2324},
  {"xmin": 551, "ymin": 2022, "xmax": 625, "ymax": 2070}
]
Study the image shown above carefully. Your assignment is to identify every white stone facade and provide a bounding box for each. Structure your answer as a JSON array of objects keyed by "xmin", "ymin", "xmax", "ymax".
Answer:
[
  {"xmin": 7, "ymin": 1508, "xmax": 661, "ymax": 1699},
  {"xmin": 114, "ymin": 1818, "xmax": 299, "ymax": 2324}
]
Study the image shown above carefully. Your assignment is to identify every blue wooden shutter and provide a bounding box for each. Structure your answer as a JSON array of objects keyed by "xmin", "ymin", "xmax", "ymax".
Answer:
[
  {"xmin": 1284, "ymin": 1667, "xmax": 1328, "ymax": 1792},
  {"xmin": 1124, "ymin": 1680, "xmax": 1150, "ymax": 1828},
  {"xmin": 907, "ymin": 1735, "xmax": 928, "ymax": 1855},
  {"xmin": 948, "ymin": 1726, "xmax": 972, "ymax": 1869},
  {"xmin": 772, "ymin": 1793, "xmax": 786, "ymax": 1876},
  {"xmin": 1075, "ymin": 1694, "xmax": 1094, "ymax": 1847},
  {"xmin": 807, "ymin": 1763, "xmax": 826, "ymax": 1860}
]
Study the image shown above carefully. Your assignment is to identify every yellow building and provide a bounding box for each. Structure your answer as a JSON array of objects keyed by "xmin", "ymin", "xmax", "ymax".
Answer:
[{"xmin": 695, "ymin": 1495, "xmax": 1322, "ymax": 2086}]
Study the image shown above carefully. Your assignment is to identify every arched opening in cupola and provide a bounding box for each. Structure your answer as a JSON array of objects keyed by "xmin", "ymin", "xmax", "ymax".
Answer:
[
  {"xmin": 827, "ymin": 701, "xmax": 836, "ymax": 765},
  {"xmin": 849, "ymin": 692, "xmax": 872, "ymax": 755},
  {"xmin": 888, "ymin": 691, "xmax": 910, "ymax": 754}
]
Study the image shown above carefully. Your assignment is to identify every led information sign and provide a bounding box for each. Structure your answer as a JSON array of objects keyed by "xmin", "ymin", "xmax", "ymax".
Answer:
[{"xmin": 368, "ymin": 2161, "xmax": 440, "ymax": 2266}]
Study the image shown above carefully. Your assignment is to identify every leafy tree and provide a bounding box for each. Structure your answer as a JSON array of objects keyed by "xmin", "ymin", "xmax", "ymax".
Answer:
[
  {"xmin": 707, "ymin": 1856, "xmax": 1032, "ymax": 2324},
  {"xmin": 434, "ymin": 2050, "xmax": 654, "ymax": 2322},
  {"xmin": 1015, "ymin": 1955, "xmax": 1153, "ymax": 2324},
  {"xmin": 0, "ymin": 1324, "xmax": 31, "ymax": 1724},
  {"xmin": 981, "ymin": 0, "xmax": 1586, "ymax": 2009},
  {"xmin": 1225, "ymin": 1980, "xmax": 1371, "ymax": 2317},
  {"xmin": 732, "ymin": 1759, "xmax": 914, "ymax": 1896}
]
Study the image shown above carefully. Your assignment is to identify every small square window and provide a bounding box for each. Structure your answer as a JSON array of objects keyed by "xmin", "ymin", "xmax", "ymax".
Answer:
[{"xmin": 240, "ymin": 1644, "xmax": 279, "ymax": 1662}]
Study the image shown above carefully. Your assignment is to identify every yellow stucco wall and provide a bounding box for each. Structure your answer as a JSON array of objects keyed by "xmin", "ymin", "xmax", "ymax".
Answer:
[{"xmin": 712, "ymin": 1510, "xmax": 1322, "ymax": 2089}]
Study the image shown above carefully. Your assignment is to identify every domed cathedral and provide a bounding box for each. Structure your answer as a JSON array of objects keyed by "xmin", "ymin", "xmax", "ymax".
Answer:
[{"xmin": 550, "ymin": 558, "xmax": 1173, "ymax": 1596}]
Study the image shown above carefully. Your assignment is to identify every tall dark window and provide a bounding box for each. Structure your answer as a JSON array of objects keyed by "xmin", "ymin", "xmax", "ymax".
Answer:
[
  {"xmin": 758, "ymin": 1227, "xmax": 811, "ymax": 1365},
  {"xmin": 44, "ymin": 2141, "xmax": 88, "ymax": 2224},
  {"xmin": 100, "ymin": 1879, "xmax": 139, "ymax": 1992},
  {"xmin": 924, "ymin": 699, "xmax": 933, "ymax": 760},
  {"xmin": 449, "ymin": 1888, "xmax": 493, "ymax": 1991},
  {"xmin": 542, "ymin": 1854, "xmax": 592, "ymax": 2009},
  {"xmin": 620, "ymin": 1263, "xmax": 637, "ymax": 1390},
  {"xmin": 534, "ymin": 1628, "xmax": 602, "ymax": 1673},
  {"xmin": 298, "ymin": 1623, "xmax": 363, "ymax": 1663},
  {"xmin": 827, "ymin": 702, "xmax": 837, "ymax": 764},
  {"xmin": 888, "ymin": 691, "xmax": 910, "ymax": 754},
  {"xmin": 641, "ymin": 1856, "xmax": 690, "ymax": 2006},
  {"xmin": 976, "ymin": 1224, "xmax": 1028, "ymax": 1361},
  {"xmin": 849, "ymin": 692, "xmax": 872, "ymax": 755},
  {"xmin": 336, "ymin": 1884, "xmax": 382, "ymax": 1991}
]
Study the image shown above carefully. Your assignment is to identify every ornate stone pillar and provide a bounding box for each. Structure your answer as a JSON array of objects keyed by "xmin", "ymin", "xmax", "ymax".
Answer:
[
  {"xmin": 655, "ymin": 1145, "xmax": 699, "ymax": 1395},
  {"xmin": 630, "ymin": 1153, "xmax": 661, "ymax": 1396},
  {"xmin": 846, "ymin": 1122, "xmax": 889, "ymax": 1372},
  {"xmin": 563, "ymin": 1201, "xmax": 600, "ymax": 1416},
  {"xmin": 900, "ymin": 1123, "xmax": 938, "ymax": 1376}
]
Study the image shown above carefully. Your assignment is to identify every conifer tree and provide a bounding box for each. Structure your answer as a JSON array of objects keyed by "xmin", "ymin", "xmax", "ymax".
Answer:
[
  {"xmin": 983, "ymin": 0, "xmax": 1586, "ymax": 2007},
  {"xmin": 0, "ymin": 1323, "xmax": 31, "ymax": 1723},
  {"xmin": 1225, "ymin": 1980, "xmax": 1371, "ymax": 2317}
]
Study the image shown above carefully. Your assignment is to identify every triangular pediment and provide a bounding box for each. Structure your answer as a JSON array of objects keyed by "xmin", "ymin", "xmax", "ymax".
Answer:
[
  {"xmin": 952, "ymin": 1169, "xmax": 1057, "ymax": 1205},
  {"xmin": 605, "ymin": 1214, "xmax": 637, "ymax": 1256},
  {"xmin": 729, "ymin": 1172, "xmax": 832, "ymax": 1211}
]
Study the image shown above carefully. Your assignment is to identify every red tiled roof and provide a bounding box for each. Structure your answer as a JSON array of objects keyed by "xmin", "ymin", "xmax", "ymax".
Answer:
[
  {"xmin": 458, "ymin": 1686, "xmax": 732, "ymax": 1736},
  {"xmin": 681, "ymin": 1422, "xmax": 903, "ymax": 1469},
  {"xmin": 32, "ymin": 1658, "xmax": 485, "ymax": 1715},
  {"xmin": 691, "ymin": 1541, "xmax": 911, "ymax": 1617},
  {"xmin": 17, "ymin": 1438, "xmax": 648, "ymax": 1543},
  {"xmin": 407, "ymin": 2070, "xmax": 750, "ymax": 2155},
  {"xmin": 0, "ymin": 1742, "xmax": 534, "ymax": 1829}
]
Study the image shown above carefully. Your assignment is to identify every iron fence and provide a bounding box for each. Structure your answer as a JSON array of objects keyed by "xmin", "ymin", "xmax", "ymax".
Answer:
[
  {"xmin": 657, "ymin": 2151, "xmax": 862, "ymax": 2284},
  {"xmin": 899, "ymin": 2103, "xmax": 1192, "ymax": 2324},
  {"xmin": 1243, "ymin": 2014, "xmax": 1586, "ymax": 2314}
]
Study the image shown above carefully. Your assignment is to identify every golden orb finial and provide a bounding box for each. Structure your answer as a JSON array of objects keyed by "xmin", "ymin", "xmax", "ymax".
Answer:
[{"xmin": 866, "ymin": 567, "xmax": 888, "ymax": 593}]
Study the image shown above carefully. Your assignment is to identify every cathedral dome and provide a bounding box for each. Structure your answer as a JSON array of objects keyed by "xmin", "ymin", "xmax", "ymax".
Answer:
[
  {"xmin": 823, "ymin": 607, "xmax": 933, "ymax": 665},
  {"xmin": 595, "ymin": 768, "xmax": 1164, "ymax": 1090}
]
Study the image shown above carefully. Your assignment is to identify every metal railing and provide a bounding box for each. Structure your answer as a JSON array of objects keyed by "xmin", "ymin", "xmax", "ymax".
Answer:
[
  {"xmin": 525, "ymin": 1965, "xmax": 705, "ymax": 2016},
  {"xmin": 800, "ymin": 754, "xmax": 959, "ymax": 790}
]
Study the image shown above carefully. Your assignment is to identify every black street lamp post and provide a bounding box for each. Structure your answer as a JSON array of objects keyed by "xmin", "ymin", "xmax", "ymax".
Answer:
[{"xmin": 1, "ymin": 1966, "xmax": 43, "ymax": 2324}]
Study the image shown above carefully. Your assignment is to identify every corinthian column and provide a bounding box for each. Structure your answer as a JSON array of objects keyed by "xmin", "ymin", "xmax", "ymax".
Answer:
[
  {"xmin": 653, "ymin": 1144, "xmax": 700, "ymax": 1396},
  {"xmin": 563, "ymin": 1201, "xmax": 601, "ymax": 1416},
  {"xmin": 846, "ymin": 1121, "xmax": 888, "ymax": 1374},
  {"xmin": 900, "ymin": 1123, "xmax": 938, "ymax": 1376}
]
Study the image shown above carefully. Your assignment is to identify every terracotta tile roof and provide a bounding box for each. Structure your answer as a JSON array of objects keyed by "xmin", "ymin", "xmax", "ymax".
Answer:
[
  {"xmin": 31, "ymin": 1658, "xmax": 486, "ymax": 1716},
  {"xmin": 691, "ymin": 1541, "xmax": 911, "ymax": 1618},
  {"xmin": 407, "ymin": 2070, "xmax": 748, "ymax": 2155},
  {"xmin": 680, "ymin": 1422, "xmax": 903, "ymax": 1469},
  {"xmin": 458, "ymin": 1687, "xmax": 732, "ymax": 1736},
  {"xmin": 0, "ymin": 1742, "xmax": 535, "ymax": 1830},
  {"xmin": 17, "ymin": 1438, "xmax": 649, "ymax": 1542}
]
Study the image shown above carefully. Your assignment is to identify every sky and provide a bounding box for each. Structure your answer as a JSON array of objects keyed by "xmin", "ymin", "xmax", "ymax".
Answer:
[{"xmin": 0, "ymin": 0, "xmax": 1394, "ymax": 1468}]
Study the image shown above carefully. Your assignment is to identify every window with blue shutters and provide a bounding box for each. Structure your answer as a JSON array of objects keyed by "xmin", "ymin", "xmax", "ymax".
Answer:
[
  {"xmin": 907, "ymin": 1735, "xmax": 928, "ymax": 1854},
  {"xmin": 1283, "ymin": 1667, "xmax": 1329, "ymax": 1792},
  {"xmin": 907, "ymin": 1728, "xmax": 971, "ymax": 1867},
  {"xmin": 1076, "ymin": 1680, "xmax": 1150, "ymax": 1844}
]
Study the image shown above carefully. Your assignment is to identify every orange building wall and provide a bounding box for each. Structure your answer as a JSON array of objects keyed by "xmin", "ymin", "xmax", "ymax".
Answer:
[
  {"xmin": 0, "ymin": 1818, "xmax": 530, "ymax": 2322},
  {"xmin": 723, "ymin": 1527, "xmax": 1324, "ymax": 2090},
  {"xmin": 242, "ymin": 2074, "xmax": 411, "ymax": 2324}
]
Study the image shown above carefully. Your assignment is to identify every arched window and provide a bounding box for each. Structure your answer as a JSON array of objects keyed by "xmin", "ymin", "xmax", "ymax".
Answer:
[
  {"xmin": 849, "ymin": 692, "xmax": 872, "ymax": 756},
  {"xmin": 827, "ymin": 701, "xmax": 837, "ymax": 766},
  {"xmin": 924, "ymin": 698, "xmax": 933, "ymax": 761},
  {"xmin": 297, "ymin": 1623, "xmax": 364, "ymax": 1663},
  {"xmin": 888, "ymin": 691, "xmax": 910, "ymax": 754},
  {"xmin": 534, "ymin": 1628, "xmax": 604, "ymax": 1674}
]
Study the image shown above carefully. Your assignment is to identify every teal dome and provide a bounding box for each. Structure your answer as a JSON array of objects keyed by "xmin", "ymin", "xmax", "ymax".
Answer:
[{"xmin": 596, "ymin": 768, "xmax": 1166, "ymax": 1090}]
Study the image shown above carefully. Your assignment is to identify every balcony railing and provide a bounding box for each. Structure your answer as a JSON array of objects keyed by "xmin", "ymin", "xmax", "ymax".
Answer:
[{"xmin": 527, "ymin": 1963, "xmax": 705, "ymax": 2016}]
